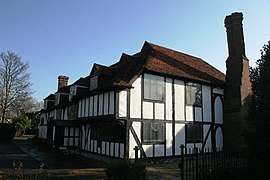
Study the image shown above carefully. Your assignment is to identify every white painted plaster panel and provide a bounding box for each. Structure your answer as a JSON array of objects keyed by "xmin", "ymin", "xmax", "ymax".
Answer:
[
  {"xmin": 143, "ymin": 101, "xmax": 153, "ymax": 119},
  {"xmin": 130, "ymin": 76, "xmax": 141, "ymax": 118},
  {"xmin": 104, "ymin": 92, "xmax": 109, "ymax": 115},
  {"xmin": 195, "ymin": 107, "xmax": 202, "ymax": 122},
  {"xmin": 186, "ymin": 106, "xmax": 194, "ymax": 121},
  {"xmin": 64, "ymin": 107, "xmax": 68, "ymax": 120},
  {"xmin": 166, "ymin": 78, "xmax": 173, "ymax": 120},
  {"xmin": 155, "ymin": 145, "xmax": 164, "ymax": 157},
  {"xmin": 81, "ymin": 126, "xmax": 85, "ymax": 149},
  {"xmin": 89, "ymin": 96, "xmax": 93, "ymax": 117},
  {"xmin": 195, "ymin": 143, "xmax": 202, "ymax": 149},
  {"xmin": 119, "ymin": 91, "xmax": 127, "ymax": 117},
  {"xmin": 213, "ymin": 87, "xmax": 224, "ymax": 95},
  {"xmin": 174, "ymin": 80, "xmax": 185, "ymax": 120},
  {"xmin": 115, "ymin": 143, "xmax": 119, "ymax": 157},
  {"xmin": 120, "ymin": 143, "xmax": 125, "ymax": 158},
  {"xmin": 99, "ymin": 94, "xmax": 104, "ymax": 116},
  {"xmin": 106, "ymin": 142, "xmax": 110, "ymax": 155},
  {"xmin": 129, "ymin": 122, "xmax": 141, "ymax": 159},
  {"xmin": 85, "ymin": 98, "xmax": 89, "ymax": 117},
  {"xmin": 110, "ymin": 142, "xmax": 114, "ymax": 156},
  {"xmin": 109, "ymin": 91, "xmax": 114, "ymax": 115},
  {"xmin": 102, "ymin": 141, "xmax": 106, "ymax": 154},
  {"xmin": 81, "ymin": 99, "xmax": 85, "ymax": 117},
  {"xmin": 166, "ymin": 123, "xmax": 173, "ymax": 156},
  {"xmin": 87, "ymin": 129, "xmax": 91, "ymax": 151},
  {"xmin": 38, "ymin": 126, "xmax": 47, "ymax": 139},
  {"xmin": 175, "ymin": 124, "xmax": 185, "ymax": 155},
  {"xmin": 155, "ymin": 103, "xmax": 164, "ymax": 120},
  {"xmin": 214, "ymin": 97, "xmax": 223, "ymax": 124},
  {"xmin": 93, "ymin": 95, "xmax": 98, "ymax": 116},
  {"xmin": 203, "ymin": 125, "xmax": 212, "ymax": 150},
  {"xmin": 216, "ymin": 127, "xmax": 223, "ymax": 150},
  {"xmin": 202, "ymin": 85, "xmax": 212, "ymax": 122},
  {"xmin": 143, "ymin": 145, "xmax": 153, "ymax": 157}
]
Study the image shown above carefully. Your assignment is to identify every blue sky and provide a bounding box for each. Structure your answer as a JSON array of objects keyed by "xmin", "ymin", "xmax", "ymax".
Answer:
[{"xmin": 1, "ymin": 1, "xmax": 270, "ymax": 101}]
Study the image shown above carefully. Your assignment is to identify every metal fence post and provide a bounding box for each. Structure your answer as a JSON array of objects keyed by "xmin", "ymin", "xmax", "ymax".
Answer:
[
  {"xmin": 134, "ymin": 146, "xmax": 139, "ymax": 160},
  {"xmin": 180, "ymin": 144, "xmax": 185, "ymax": 180},
  {"xmin": 195, "ymin": 147, "xmax": 199, "ymax": 180}
]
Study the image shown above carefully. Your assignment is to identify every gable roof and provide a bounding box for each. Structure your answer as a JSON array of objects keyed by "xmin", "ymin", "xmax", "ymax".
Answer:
[{"xmin": 90, "ymin": 41, "xmax": 225, "ymax": 92}]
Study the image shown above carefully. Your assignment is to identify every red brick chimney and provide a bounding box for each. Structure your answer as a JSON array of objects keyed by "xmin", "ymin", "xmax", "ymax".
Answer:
[
  {"xmin": 58, "ymin": 75, "xmax": 69, "ymax": 90},
  {"xmin": 224, "ymin": 12, "xmax": 252, "ymax": 151}
]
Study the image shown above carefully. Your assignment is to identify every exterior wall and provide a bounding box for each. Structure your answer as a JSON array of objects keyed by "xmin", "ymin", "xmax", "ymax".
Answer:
[
  {"xmin": 78, "ymin": 91, "xmax": 115, "ymax": 118},
  {"xmin": 125, "ymin": 73, "xmax": 224, "ymax": 158}
]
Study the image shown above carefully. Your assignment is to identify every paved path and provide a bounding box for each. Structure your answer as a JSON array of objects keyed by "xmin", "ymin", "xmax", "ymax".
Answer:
[{"xmin": 0, "ymin": 137, "xmax": 181, "ymax": 179}]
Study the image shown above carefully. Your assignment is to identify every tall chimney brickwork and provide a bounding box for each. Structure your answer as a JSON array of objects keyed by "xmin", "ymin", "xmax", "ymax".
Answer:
[
  {"xmin": 58, "ymin": 75, "xmax": 69, "ymax": 90},
  {"xmin": 224, "ymin": 12, "xmax": 252, "ymax": 151}
]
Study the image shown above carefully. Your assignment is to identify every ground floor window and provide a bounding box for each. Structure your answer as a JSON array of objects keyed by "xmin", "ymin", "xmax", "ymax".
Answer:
[
  {"xmin": 186, "ymin": 123, "xmax": 203, "ymax": 143},
  {"xmin": 142, "ymin": 122, "xmax": 165, "ymax": 144}
]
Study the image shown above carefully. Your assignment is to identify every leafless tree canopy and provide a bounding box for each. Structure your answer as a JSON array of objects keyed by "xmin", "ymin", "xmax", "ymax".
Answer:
[{"xmin": 0, "ymin": 51, "xmax": 33, "ymax": 123}]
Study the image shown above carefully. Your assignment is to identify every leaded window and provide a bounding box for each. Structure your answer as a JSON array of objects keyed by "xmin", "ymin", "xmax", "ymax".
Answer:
[
  {"xmin": 144, "ymin": 74, "xmax": 164, "ymax": 101},
  {"xmin": 186, "ymin": 82, "xmax": 202, "ymax": 106},
  {"xmin": 186, "ymin": 123, "xmax": 203, "ymax": 143},
  {"xmin": 143, "ymin": 122, "xmax": 165, "ymax": 143}
]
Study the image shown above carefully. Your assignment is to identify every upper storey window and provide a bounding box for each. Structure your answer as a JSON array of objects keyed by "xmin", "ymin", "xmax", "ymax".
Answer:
[
  {"xmin": 90, "ymin": 75, "xmax": 98, "ymax": 91},
  {"xmin": 143, "ymin": 73, "xmax": 164, "ymax": 101},
  {"xmin": 185, "ymin": 82, "xmax": 202, "ymax": 106}
]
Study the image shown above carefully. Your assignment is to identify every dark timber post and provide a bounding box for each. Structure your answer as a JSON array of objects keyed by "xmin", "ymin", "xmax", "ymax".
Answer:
[{"xmin": 134, "ymin": 146, "xmax": 139, "ymax": 160}]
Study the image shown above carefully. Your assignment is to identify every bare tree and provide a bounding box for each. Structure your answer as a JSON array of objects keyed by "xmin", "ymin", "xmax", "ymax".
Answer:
[{"xmin": 0, "ymin": 51, "xmax": 32, "ymax": 123}]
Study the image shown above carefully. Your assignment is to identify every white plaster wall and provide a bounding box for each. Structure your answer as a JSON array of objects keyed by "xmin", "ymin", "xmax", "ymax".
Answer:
[
  {"xmin": 98, "ymin": 94, "xmax": 104, "ymax": 116},
  {"xmin": 143, "ymin": 145, "xmax": 153, "ymax": 157},
  {"xmin": 93, "ymin": 95, "xmax": 98, "ymax": 116},
  {"xmin": 115, "ymin": 143, "xmax": 119, "ymax": 157},
  {"xmin": 155, "ymin": 144, "xmax": 164, "ymax": 157},
  {"xmin": 85, "ymin": 98, "xmax": 89, "ymax": 117},
  {"xmin": 64, "ymin": 107, "xmax": 68, "ymax": 120},
  {"xmin": 203, "ymin": 125, "xmax": 212, "ymax": 149},
  {"xmin": 186, "ymin": 106, "xmax": 193, "ymax": 121},
  {"xmin": 130, "ymin": 76, "xmax": 141, "ymax": 118},
  {"xmin": 216, "ymin": 127, "xmax": 223, "ymax": 149},
  {"xmin": 109, "ymin": 91, "xmax": 114, "ymax": 115},
  {"xmin": 81, "ymin": 99, "xmax": 85, "ymax": 117},
  {"xmin": 104, "ymin": 92, "xmax": 109, "ymax": 115},
  {"xmin": 129, "ymin": 122, "xmax": 141, "ymax": 159},
  {"xmin": 195, "ymin": 107, "xmax": 202, "ymax": 122},
  {"xmin": 155, "ymin": 103, "xmax": 164, "ymax": 120},
  {"xmin": 102, "ymin": 142, "xmax": 106, "ymax": 154},
  {"xmin": 89, "ymin": 96, "xmax": 93, "ymax": 117},
  {"xmin": 175, "ymin": 124, "xmax": 185, "ymax": 155},
  {"xmin": 166, "ymin": 78, "xmax": 173, "ymax": 120},
  {"xmin": 38, "ymin": 126, "xmax": 47, "ymax": 139},
  {"xmin": 119, "ymin": 91, "xmax": 127, "ymax": 117},
  {"xmin": 174, "ymin": 80, "xmax": 185, "ymax": 120},
  {"xmin": 202, "ymin": 85, "xmax": 212, "ymax": 122},
  {"xmin": 78, "ymin": 100, "xmax": 82, "ymax": 118},
  {"xmin": 120, "ymin": 143, "xmax": 125, "ymax": 158},
  {"xmin": 106, "ymin": 142, "xmax": 110, "ymax": 155},
  {"xmin": 166, "ymin": 123, "xmax": 173, "ymax": 156},
  {"xmin": 214, "ymin": 97, "xmax": 223, "ymax": 124},
  {"xmin": 143, "ymin": 102, "xmax": 153, "ymax": 119},
  {"xmin": 110, "ymin": 142, "xmax": 114, "ymax": 156}
]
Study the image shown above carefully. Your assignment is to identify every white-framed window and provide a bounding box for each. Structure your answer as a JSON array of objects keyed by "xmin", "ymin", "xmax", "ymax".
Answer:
[
  {"xmin": 143, "ymin": 73, "xmax": 164, "ymax": 101},
  {"xmin": 142, "ymin": 122, "xmax": 165, "ymax": 144},
  {"xmin": 186, "ymin": 82, "xmax": 202, "ymax": 106}
]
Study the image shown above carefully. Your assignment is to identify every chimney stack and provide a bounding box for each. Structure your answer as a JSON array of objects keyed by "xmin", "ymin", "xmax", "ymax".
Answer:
[
  {"xmin": 58, "ymin": 75, "xmax": 69, "ymax": 90},
  {"xmin": 224, "ymin": 12, "xmax": 252, "ymax": 151}
]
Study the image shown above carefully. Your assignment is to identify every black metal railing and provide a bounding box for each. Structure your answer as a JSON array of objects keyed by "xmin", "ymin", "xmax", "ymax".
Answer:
[{"xmin": 179, "ymin": 145, "xmax": 248, "ymax": 180}]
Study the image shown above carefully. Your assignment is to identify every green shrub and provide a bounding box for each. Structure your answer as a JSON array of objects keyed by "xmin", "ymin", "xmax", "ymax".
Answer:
[
  {"xmin": 0, "ymin": 123, "xmax": 16, "ymax": 141},
  {"xmin": 106, "ymin": 160, "xmax": 146, "ymax": 180},
  {"xmin": 12, "ymin": 116, "xmax": 31, "ymax": 137}
]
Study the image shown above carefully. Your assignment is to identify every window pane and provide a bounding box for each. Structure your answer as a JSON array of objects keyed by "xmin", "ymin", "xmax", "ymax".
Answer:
[
  {"xmin": 186, "ymin": 82, "xmax": 202, "ymax": 106},
  {"xmin": 144, "ymin": 74, "xmax": 164, "ymax": 101},
  {"xmin": 186, "ymin": 123, "xmax": 203, "ymax": 143},
  {"xmin": 143, "ymin": 122, "xmax": 164, "ymax": 143}
]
